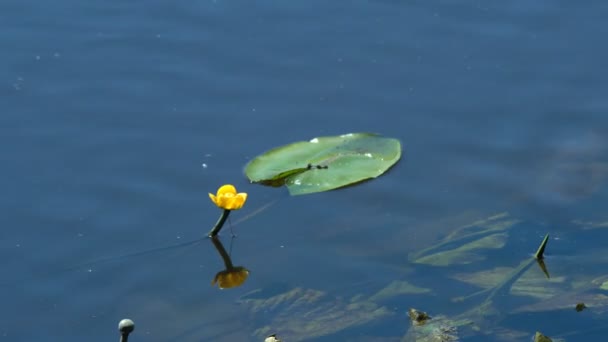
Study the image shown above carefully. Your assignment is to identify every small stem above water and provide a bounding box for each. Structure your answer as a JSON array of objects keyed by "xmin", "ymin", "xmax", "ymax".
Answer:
[
  {"xmin": 535, "ymin": 234, "xmax": 549, "ymax": 260},
  {"xmin": 208, "ymin": 209, "xmax": 231, "ymax": 237}
]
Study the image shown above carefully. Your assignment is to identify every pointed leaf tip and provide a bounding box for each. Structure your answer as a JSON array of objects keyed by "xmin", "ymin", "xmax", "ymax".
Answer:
[{"xmin": 534, "ymin": 234, "xmax": 549, "ymax": 260}]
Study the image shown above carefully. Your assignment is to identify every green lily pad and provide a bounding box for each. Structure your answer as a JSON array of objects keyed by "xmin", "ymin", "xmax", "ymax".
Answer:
[{"xmin": 244, "ymin": 133, "xmax": 401, "ymax": 195}]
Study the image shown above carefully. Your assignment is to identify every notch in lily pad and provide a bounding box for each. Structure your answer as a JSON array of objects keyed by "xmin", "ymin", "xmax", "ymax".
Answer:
[{"xmin": 244, "ymin": 133, "xmax": 402, "ymax": 195}]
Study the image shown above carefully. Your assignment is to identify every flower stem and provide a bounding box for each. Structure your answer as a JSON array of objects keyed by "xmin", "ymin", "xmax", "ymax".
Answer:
[{"xmin": 208, "ymin": 209, "xmax": 231, "ymax": 237}]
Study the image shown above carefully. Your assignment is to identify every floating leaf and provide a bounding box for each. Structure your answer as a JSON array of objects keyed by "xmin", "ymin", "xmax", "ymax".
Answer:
[
  {"xmin": 451, "ymin": 265, "xmax": 564, "ymax": 300},
  {"xmin": 409, "ymin": 212, "xmax": 519, "ymax": 264},
  {"xmin": 239, "ymin": 287, "xmax": 392, "ymax": 341},
  {"xmin": 244, "ymin": 133, "xmax": 401, "ymax": 195},
  {"xmin": 369, "ymin": 280, "xmax": 431, "ymax": 302},
  {"xmin": 413, "ymin": 233, "xmax": 508, "ymax": 266}
]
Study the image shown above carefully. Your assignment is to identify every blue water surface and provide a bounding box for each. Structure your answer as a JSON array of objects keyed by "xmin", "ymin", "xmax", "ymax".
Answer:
[{"xmin": 2, "ymin": 1, "xmax": 608, "ymax": 341}]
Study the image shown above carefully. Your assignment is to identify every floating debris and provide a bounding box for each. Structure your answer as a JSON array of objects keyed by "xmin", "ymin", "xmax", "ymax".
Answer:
[
  {"xmin": 404, "ymin": 308, "xmax": 462, "ymax": 341},
  {"xmin": 575, "ymin": 302, "xmax": 587, "ymax": 312},
  {"xmin": 533, "ymin": 331, "xmax": 552, "ymax": 342},
  {"xmin": 408, "ymin": 308, "xmax": 431, "ymax": 326}
]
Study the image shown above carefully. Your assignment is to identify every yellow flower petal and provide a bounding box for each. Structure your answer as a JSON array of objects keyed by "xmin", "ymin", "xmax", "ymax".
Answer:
[
  {"xmin": 209, "ymin": 184, "xmax": 247, "ymax": 210},
  {"xmin": 208, "ymin": 193, "xmax": 218, "ymax": 205},
  {"xmin": 216, "ymin": 184, "xmax": 237, "ymax": 197}
]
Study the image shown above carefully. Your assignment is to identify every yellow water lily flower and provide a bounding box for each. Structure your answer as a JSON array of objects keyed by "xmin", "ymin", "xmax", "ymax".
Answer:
[
  {"xmin": 209, "ymin": 184, "xmax": 247, "ymax": 210},
  {"xmin": 211, "ymin": 267, "xmax": 249, "ymax": 289}
]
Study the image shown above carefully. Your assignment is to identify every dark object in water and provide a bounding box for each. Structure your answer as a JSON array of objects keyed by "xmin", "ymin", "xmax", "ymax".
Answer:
[
  {"xmin": 404, "ymin": 308, "xmax": 461, "ymax": 341},
  {"xmin": 408, "ymin": 308, "xmax": 431, "ymax": 325},
  {"xmin": 575, "ymin": 302, "xmax": 587, "ymax": 312}
]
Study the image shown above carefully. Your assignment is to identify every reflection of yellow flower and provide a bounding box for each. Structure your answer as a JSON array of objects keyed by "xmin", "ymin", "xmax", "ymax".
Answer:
[
  {"xmin": 212, "ymin": 267, "xmax": 249, "ymax": 289},
  {"xmin": 209, "ymin": 184, "xmax": 247, "ymax": 210}
]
